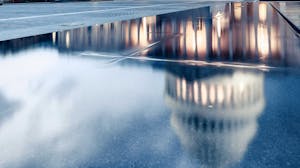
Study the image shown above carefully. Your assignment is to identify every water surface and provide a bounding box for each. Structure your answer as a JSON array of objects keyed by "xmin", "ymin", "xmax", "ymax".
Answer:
[{"xmin": 0, "ymin": 2, "xmax": 299, "ymax": 168}]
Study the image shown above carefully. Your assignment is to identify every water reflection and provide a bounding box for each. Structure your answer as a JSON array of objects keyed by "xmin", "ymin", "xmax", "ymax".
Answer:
[
  {"xmin": 0, "ymin": 50, "xmax": 171, "ymax": 167},
  {"xmin": 165, "ymin": 66, "xmax": 265, "ymax": 167},
  {"xmin": 0, "ymin": 2, "xmax": 299, "ymax": 67},
  {"xmin": 0, "ymin": 2, "xmax": 298, "ymax": 168}
]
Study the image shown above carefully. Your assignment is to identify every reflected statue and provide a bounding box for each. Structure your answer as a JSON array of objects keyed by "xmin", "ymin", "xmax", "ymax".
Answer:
[{"xmin": 164, "ymin": 66, "xmax": 265, "ymax": 168}]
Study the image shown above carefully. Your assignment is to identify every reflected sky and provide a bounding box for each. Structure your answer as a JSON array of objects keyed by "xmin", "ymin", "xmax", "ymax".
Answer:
[{"xmin": 0, "ymin": 2, "xmax": 299, "ymax": 168}]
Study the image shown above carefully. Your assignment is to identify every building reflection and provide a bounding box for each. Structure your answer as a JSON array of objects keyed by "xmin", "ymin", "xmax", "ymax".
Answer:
[
  {"xmin": 164, "ymin": 66, "xmax": 265, "ymax": 168},
  {"xmin": 51, "ymin": 2, "xmax": 298, "ymax": 66},
  {"xmin": 0, "ymin": 2, "xmax": 299, "ymax": 66}
]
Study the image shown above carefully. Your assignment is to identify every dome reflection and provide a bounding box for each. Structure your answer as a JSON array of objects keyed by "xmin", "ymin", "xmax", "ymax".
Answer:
[{"xmin": 165, "ymin": 68, "xmax": 265, "ymax": 168}]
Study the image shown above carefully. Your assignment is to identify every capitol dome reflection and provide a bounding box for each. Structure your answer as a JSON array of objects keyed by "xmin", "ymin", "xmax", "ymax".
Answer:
[{"xmin": 165, "ymin": 67, "xmax": 265, "ymax": 168}]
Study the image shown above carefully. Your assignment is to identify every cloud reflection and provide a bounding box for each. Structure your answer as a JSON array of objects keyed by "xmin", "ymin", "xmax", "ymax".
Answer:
[{"xmin": 0, "ymin": 48, "xmax": 166, "ymax": 168}]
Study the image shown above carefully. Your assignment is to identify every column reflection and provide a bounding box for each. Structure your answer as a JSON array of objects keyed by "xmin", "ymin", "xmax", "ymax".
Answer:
[{"xmin": 54, "ymin": 17, "xmax": 158, "ymax": 52}]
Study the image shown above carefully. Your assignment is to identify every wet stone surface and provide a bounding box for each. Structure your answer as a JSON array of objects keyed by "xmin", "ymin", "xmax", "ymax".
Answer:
[{"xmin": 0, "ymin": 2, "xmax": 299, "ymax": 168}]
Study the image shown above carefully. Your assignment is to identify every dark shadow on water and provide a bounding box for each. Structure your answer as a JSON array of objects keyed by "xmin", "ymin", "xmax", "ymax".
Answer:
[{"xmin": 0, "ymin": 92, "xmax": 20, "ymax": 125}]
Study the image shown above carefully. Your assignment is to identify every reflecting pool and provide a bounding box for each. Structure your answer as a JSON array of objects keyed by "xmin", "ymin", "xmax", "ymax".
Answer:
[{"xmin": 0, "ymin": 2, "xmax": 299, "ymax": 168}]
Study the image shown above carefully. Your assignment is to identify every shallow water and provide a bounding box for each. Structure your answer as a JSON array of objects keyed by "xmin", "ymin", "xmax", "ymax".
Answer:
[{"xmin": 0, "ymin": 2, "xmax": 299, "ymax": 168}]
